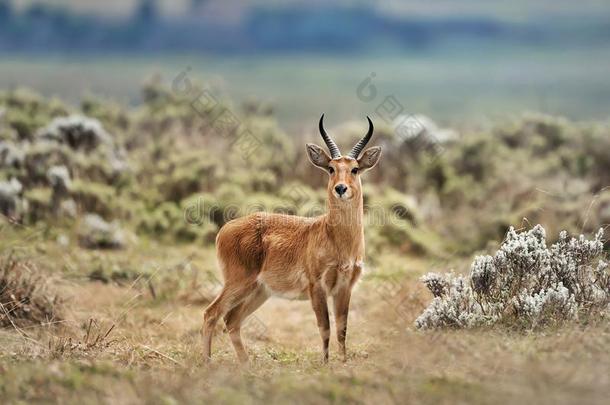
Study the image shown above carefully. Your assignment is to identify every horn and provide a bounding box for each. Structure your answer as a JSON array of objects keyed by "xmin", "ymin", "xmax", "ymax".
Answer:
[
  {"xmin": 318, "ymin": 114, "xmax": 341, "ymax": 159},
  {"xmin": 348, "ymin": 116, "xmax": 374, "ymax": 159}
]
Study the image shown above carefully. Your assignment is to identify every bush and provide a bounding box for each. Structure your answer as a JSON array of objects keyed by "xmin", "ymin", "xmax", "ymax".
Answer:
[
  {"xmin": 1, "ymin": 88, "xmax": 69, "ymax": 141},
  {"xmin": 415, "ymin": 225, "xmax": 609, "ymax": 330},
  {"xmin": 70, "ymin": 180, "xmax": 116, "ymax": 217},
  {"xmin": 151, "ymin": 150, "xmax": 218, "ymax": 202},
  {"xmin": 138, "ymin": 200, "xmax": 217, "ymax": 243},
  {"xmin": 0, "ymin": 254, "xmax": 63, "ymax": 328},
  {"xmin": 22, "ymin": 187, "xmax": 52, "ymax": 222},
  {"xmin": 78, "ymin": 214, "xmax": 126, "ymax": 250},
  {"xmin": 37, "ymin": 115, "xmax": 112, "ymax": 152},
  {"xmin": 0, "ymin": 141, "xmax": 24, "ymax": 168}
]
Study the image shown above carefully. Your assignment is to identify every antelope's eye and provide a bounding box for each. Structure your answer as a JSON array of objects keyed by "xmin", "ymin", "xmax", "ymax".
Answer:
[
  {"xmin": 328, "ymin": 167, "xmax": 335, "ymax": 174},
  {"xmin": 351, "ymin": 167, "xmax": 359, "ymax": 175}
]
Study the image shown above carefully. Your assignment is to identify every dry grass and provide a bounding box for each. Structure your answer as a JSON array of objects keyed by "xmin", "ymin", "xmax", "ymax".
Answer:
[
  {"xmin": 0, "ymin": 253, "xmax": 63, "ymax": 329},
  {"xmin": 0, "ymin": 232, "xmax": 608, "ymax": 405},
  {"xmin": 47, "ymin": 318, "xmax": 116, "ymax": 359}
]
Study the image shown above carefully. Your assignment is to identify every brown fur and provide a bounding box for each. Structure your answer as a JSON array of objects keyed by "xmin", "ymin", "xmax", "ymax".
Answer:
[{"xmin": 202, "ymin": 147, "xmax": 381, "ymax": 364}]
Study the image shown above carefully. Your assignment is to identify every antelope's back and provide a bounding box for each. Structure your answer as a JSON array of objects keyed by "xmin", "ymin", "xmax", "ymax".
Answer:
[{"xmin": 215, "ymin": 212, "xmax": 319, "ymax": 277}]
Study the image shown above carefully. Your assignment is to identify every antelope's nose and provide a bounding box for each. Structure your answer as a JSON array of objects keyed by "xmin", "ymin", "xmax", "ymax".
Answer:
[{"xmin": 334, "ymin": 184, "xmax": 348, "ymax": 196}]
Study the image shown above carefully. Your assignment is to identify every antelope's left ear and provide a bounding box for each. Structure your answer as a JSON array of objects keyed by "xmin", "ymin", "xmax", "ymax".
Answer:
[{"xmin": 357, "ymin": 146, "xmax": 382, "ymax": 171}]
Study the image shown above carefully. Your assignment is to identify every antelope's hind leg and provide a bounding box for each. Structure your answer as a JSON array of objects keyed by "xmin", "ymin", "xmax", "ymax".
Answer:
[
  {"xmin": 202, "ymin": 279, "xmax": 258, "ymax": 362},
  {"xmin": 223, "ymin": 285, "xmax": 269, "ymax": 364}
]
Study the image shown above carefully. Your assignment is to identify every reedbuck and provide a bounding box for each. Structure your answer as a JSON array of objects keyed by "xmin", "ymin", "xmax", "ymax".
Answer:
[{"xmin": 202, "ymin": 115, "xmax": 382, "ymax": 363}]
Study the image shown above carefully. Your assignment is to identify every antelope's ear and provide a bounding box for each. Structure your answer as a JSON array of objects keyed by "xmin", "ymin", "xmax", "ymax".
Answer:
[
  {"xmin": 357, "ymin": 146, "xmax": 382, "ymax": 172},
  {"xmin": 306, "ymin": 143, "xmax": 331, "ymax": 170}
]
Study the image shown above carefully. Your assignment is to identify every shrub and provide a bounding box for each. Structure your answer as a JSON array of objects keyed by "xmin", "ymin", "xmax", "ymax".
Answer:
[
  {"xmin": 70, "ymin": 180, "xmax": 116, "ymax": 217},
  {"xmin": 138, "ymin": 200, "xmax": 217, "ymax": 243},
  {"xmin": 81, "ymin": 96, "xmax": 130, "ymax": 135},
  {"xmin": 1, "ymin": 89, "xmax": 69, "ymax": 141},
  {"xmin": 78, "ymin": 214, "xmax": 126, "ymax": 250},
  {"xmin": 415, "ymin": 225, "xmax": 609, "ymax": 330},
  {"xmin": 37, "ymin": 115, "xmax": 112, "ymax": 152},
  {"xmin": 22, "ymin": 187, "xmax": 52, "ymax": 222},
  {"xmin": 0, "ymin": 254, "xmax": 63, "ymax": 328},
  {"xmin": 151, "ymin": 151, "xmax": 218, "ymax": 202},
  {"xmin": 0, "ymin": 141, "xmax": 24, "ymax": 168}
]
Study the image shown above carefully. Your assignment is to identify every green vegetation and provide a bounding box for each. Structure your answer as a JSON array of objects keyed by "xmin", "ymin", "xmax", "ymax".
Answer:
[{"xmin": 2, "ymin": 83, "xmax": 609, "ymax": 255}]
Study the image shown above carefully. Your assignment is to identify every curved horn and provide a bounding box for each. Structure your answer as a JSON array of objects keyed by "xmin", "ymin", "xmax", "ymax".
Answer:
[
  {"xmin": 348, "ymin": 116, "xmax": 374, "ymax": 159},
  {"xmin": 318, "ymin": 114, "xmax": 341, "ymax": 159}
]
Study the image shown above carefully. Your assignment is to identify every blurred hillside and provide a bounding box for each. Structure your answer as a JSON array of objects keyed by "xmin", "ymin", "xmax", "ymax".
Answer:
[
  {"xmin": 2, "ymin": 0, "xmax": 610, "ymax": 130},
  {"xmin": 1, "ymin": 81, "xmax": 609, "ymax": 258},
  {"xmin": 2, "ymin": 0, "xmax": 610, "ymax": 53}
]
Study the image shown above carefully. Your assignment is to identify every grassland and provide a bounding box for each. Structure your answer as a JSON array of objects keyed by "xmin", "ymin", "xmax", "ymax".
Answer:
[{"xmin": 0, "ymin": 225, "xmax": 608, "ymax": 405}]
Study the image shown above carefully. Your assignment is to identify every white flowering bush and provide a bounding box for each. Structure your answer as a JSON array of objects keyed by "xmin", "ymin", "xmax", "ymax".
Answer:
[{"xmin": 416, "ymin": 225, "xmax": 609, "ymax": 330}]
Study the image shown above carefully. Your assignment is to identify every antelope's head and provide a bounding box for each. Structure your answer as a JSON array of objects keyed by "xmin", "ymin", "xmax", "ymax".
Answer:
[{"xmin": 306, "ymin": 114, "xmax": 382, "ymax": 203}]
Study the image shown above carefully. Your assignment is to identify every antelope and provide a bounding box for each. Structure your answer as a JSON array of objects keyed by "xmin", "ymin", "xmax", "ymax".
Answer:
[{"xmin": 202, "ymin": 114, "xmax": 382, "ymax": 364}]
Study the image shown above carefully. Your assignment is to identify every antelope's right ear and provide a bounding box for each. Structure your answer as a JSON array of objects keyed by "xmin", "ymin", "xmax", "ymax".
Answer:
[{"xmin": 306, "ymin": 143, "xmax": 331, "ymax": 170}]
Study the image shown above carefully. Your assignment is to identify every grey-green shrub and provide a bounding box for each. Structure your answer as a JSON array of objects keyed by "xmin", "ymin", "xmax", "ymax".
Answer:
[{"xmin": 416, "ymin": 225, "xmax": 609, "ymax": 330}]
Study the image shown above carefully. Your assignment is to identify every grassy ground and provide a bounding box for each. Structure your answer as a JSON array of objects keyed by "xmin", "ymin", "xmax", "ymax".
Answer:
[{"xmin": 0, "ymin": 226, "xmax": 609, "ymax": 404}]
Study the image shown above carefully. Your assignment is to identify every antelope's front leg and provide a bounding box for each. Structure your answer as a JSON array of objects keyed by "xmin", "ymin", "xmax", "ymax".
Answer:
[
  {"xmin": 309, "ymin": 283, "xmax": 330, "ymax": 363},
  {"xmin": 333, "ymin": 287, "xmax": 351, "ymax": 362}
]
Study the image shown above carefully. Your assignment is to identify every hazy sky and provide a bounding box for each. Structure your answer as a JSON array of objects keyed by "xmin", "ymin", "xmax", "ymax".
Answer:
[{"xmin": 10, "ymin": 0, "xmax": 610, "ymax": 20}]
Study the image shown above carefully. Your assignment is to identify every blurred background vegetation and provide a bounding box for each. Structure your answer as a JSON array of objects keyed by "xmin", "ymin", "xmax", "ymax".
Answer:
[
  {"xmin": 1, "ymin": 0, "xmax": 609, "ymax": 259},
  {"xmin": 1, "ymin": 79, "xmax": 609, "ymax": 258}
]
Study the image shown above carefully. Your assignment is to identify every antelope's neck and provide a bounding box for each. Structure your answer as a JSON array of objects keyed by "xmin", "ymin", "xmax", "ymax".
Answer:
[{"xmin": 325, "ymin": 195, "xmax": 364, "ymax": 254}]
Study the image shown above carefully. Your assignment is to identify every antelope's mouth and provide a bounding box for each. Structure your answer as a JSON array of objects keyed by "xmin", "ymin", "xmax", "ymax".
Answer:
[{"xmin": 333, "ymin": 191, "xmax": 353, "ymax": 200}]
